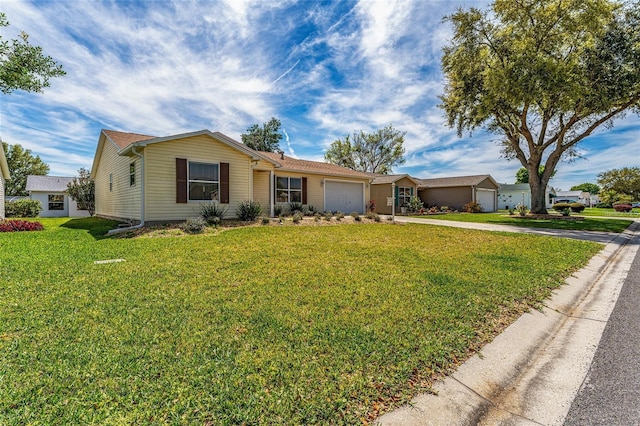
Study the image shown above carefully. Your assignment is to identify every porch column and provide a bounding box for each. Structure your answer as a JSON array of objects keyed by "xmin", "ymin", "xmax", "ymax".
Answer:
[{"xmin": 270, "ymin": 170, "xmax": 275, "ymax": 217}]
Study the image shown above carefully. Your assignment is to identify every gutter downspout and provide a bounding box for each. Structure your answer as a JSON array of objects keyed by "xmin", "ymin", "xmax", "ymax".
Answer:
[{"xmin": 107, "ymin": 146, "xmax": 145, "ymax": 235}]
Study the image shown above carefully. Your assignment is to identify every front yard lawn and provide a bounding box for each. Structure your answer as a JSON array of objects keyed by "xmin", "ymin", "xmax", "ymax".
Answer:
[
  {"xmin": 410, "ymin": 212, "xmax": 632, "ymax": 233},
  {"xmin": 1, "ymin": 218, "xmax": 602, "ymax": 424}
]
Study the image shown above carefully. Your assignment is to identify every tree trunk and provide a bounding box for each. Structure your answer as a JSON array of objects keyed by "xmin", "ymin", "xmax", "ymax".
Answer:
[{"xmin": 529, "ymin": 174, "xmax": 548, "ymax": 214}]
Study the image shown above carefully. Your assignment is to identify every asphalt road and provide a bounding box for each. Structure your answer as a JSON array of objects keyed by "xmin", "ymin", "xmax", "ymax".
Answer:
[{"xmin": 564, "ymin": 242, "xmax": 640, "ymax": 425}]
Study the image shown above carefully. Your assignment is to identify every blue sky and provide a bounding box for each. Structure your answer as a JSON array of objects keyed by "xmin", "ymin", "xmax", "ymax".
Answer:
[{"xmin": 1, "ymin": 0, "xmax": 638, "ymax": 191}]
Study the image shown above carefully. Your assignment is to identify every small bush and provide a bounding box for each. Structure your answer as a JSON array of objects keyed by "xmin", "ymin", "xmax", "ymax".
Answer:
[
  {"xmin": 324, "ymin": 211, "xmax": 333, "ymax": 221},
  {"xmin": 314, "ymin": 212, "xmax": 321, "ymax": 222},
  {"xmin": 552, "ymin": 202, "xmax": 572, "ymax": 212},
  {"xmin": 261, "ymin": 216, "xmax": 270, "ymax": 225},
  {"xmin": 595, "ymin": 202, "xmax": 611, "ymax": 208},
  {"xmin": 335, "ymin": 211, "xmax": 344, "ymax": 220},
  {"xmin": 440, "ymin": 206, "xmax": 449, "ymax": 212},
  {"xmin": 289, "ymin": 202, "xmax": 303, "ymax": 215},
  {"xmin": 463, "ymin": 201, "xmax": 483, "ymax": 213},
  {"xmin": 237, "ymin": 201, "xmax": 263, "ymax": 221},
  {"xmin": 199, "ymin": 202, "xmax": 227, "ymax": 225},
  {"xmin": 0, "ymin": 219, "xmax": 44, "ymax": 232},
  {"xmin": 306, "ymin": 205, "xmax": 317, "ymax": 216},
  {"xmin": 570, "ymin": 203, "xmax": 585, "ymax": 213},
  {"xmin": 5, "ymin": 199, "xmax": 42, "ymax": 218},
  {"xmin": 613, "ymin": 203, "xmax": 632, "ymax": 212},
  {"xmin": 350, "ymin": 211, "xmax": 360, "ymax": 219},
  {"xmin": 180, "ymin": 217, "xmax": 207, "ymax": 234},
  {"xmin": 292, "ymin": 212, "xmax": 303, "ymax": 223},
  {"xmin": 373, "ymin": 214, "xmax": 381, "ymax": 222},
  {"xmin": 274, "ymin": 205, "xmax": 284, "ymax": 217},
  {"xmin": 407, "ymin": 196, "xmax": 423, "ymax": 213}
]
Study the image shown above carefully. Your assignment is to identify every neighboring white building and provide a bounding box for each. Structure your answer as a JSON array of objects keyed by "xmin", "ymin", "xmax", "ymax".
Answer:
[
  {"xmin": 26, "ymin": 175, "xmax": 90, "ymax": 218},
  {"xmin": 555, "ymin": 190, "xmax": 596, "ymax": 206},
  {"xmin": 497, "ymin": 184, "xmax": 556, "ymax": 210},
  {"xmin": 0, "ymin": 145, "xmax": 10, "ymax": 219}
]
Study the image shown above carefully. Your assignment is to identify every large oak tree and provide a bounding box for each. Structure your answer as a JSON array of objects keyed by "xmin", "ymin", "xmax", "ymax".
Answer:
[{"xmin": 440, "ymin": 0, "xmax": 640, "ymax": 213}]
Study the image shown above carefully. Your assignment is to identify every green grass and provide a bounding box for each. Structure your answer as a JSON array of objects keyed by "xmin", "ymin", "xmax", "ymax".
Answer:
[
  {"xmin": 410, "ymin": 211, "xmax": 632, "ymax": 233},
  {"xmin": 1, "ymin": 218, "xmax": 602, "ymax": 424},
  {"xmin": 579, "ymin": 207, "xmax": 640, "ymax": 217}
]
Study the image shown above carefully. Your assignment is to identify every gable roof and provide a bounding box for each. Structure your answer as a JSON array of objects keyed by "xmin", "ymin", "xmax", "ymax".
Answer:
[
  {"xmin": 26, "ymin": 175, "xmax": 74, "ymax": 192},
  {"xmin": 419, "ymin": 174, "xmax": 499, "ymax": 189},
  {"xmin": 259, "ymin": 151, "xmax": 372, "ymax": 179},
  {"xmin": 370, "ymin": 173, "xmax": 421, "ymax": 185},
  {"xmin": 0, "ymin": 141, "xmax": 9, "ymax": 180},
  {"xmin": 102, "ymin": 129, "xmax": 156, "ymax": 150}
]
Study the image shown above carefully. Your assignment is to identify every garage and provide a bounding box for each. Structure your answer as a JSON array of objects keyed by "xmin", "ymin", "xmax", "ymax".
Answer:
[
  {"xmin": 476, "ymin": 188, "xmax": 497, "ymax": 212},
  {"xmin": 324, "ymin": 180, "xmax": 364, "ymax": 214}
]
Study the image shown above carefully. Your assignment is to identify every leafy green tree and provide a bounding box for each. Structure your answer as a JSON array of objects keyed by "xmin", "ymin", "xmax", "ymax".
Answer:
[
  {"xmin": 570, "ymin": 183, "xmax": 601, "ymax": 194},
  {"xmin": 2, "ymin": 142, "xmax": 49, "ymax": 196},
  {"xmin": 66, "ymin": 168, "xmax": 95, "ymax": 216},
  {"xmin": 241, "ymin": 117, "xmax": 283, "ymax": 152},
  {"xmin": 597, "ymin": 167, "xmax": 640, "ymax": 201},
  {"xmin": 515, "ymin": 166, "xmax": 554, "ymax": 184},
  {"xmin": 0, "ymin": 13, "xmax": 66, "ymax": 94},
  {"xmin": 325, "ymin": 124, "xmax": 406, "ymax": 174},
  {"xmin": 440, "ymin": 0, "xmax": 640, "ymax": 214}
]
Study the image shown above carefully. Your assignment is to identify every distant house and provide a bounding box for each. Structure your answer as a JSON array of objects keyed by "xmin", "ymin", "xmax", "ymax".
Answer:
[
  {"xmin": 90, "ymin": 129, "xmax": 372, "ymax": 224},
  {"xmin": 497, "ymin": 184, "xmax": 556, "ymax": 210},
  {"xmin": 555, "ymin": 190, "xmax": 595, "ymax": 206},
  {"xmin": 0, "ymin": 146, "xmax": 10, "ymax": 219},
  {"xmin": 418, "ymin": 175, "xmax": 499, "ymax": 212},
  {"xmin": 370, "ymin": 174, "xmax": 422, "ymax": 214},
  {"xmin": 26, "ymin": 175, "xmax": 90, "ymax": 218}
]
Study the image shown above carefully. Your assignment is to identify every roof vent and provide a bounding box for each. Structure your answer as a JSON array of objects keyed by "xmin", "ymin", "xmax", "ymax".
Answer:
[{"xmin": 279, "ymin": 150, "xmax": 285, "ymax": 160}]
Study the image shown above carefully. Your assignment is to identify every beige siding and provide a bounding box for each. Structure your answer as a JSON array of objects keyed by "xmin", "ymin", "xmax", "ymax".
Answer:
[
  {"xmin": 144, "ymin": 135, "xmax": 253, "ymax": 221},
  {"xmin": 94, "ymin": 139, "xmax": 141, "ymax": 221},
  {"xmin": 253, "ymin": 170, "xmax": 271, "ymax": 211},
  {"xmin": 477, "ymin": 177, "xmax": 498, "ymax": 190}
]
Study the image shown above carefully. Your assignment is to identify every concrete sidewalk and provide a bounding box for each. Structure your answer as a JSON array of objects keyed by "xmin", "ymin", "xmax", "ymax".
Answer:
[{"xmin": 376, "ymin": 218, "xmax": 640, "ymax": 425}]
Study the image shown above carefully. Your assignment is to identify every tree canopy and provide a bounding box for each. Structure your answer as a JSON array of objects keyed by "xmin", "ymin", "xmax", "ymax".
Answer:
[
  {"xmin": 66, "ymin": 168, "xmax": 95, "ymax": 216},
  {"xmin": 570, "ymin": 182, "xmax": 601, "ymax": 194},
  {"xmin": 597, "ymin": 167, "xmax": 640, "ymax": 201},
  {"xmin": 440, "ymin": 0, "xmax": 640, "ymax": 213},
  {"xmin": 515, "ymin": 166, "xmax": 554, "ymax": 184},
  {"xmin": 240, "ymin": 117, "xmax": 283, "ymax": 152},
  {"xmin": 2, "ymin": 142, "xmax": 49, "ymax": 196},
  {"xmin": 324, "ymin": 124, "xmax": 406, "ymax": 174},
  {"xmin": 0, "ymin": 13, "xmax": 66, "ymax": 94}
]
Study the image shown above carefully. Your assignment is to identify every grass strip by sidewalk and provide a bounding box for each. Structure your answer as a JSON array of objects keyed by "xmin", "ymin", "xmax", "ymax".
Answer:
[
  {"xmin": 1, "ymin": 218, "xmax": 602, "ymax": 424},
  {"xmin": 409, "ymin": 212, "xmax": 632, "ymax": 233}
]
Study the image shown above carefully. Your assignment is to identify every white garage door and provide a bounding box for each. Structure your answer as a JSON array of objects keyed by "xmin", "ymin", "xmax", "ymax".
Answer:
[
  {"xmin": 476, "ymin": 189, "xmax": 496, "ymax": 212},
  {"xmin": 325, "ymin": 181, "xmax": 364, "ymax": 214}
]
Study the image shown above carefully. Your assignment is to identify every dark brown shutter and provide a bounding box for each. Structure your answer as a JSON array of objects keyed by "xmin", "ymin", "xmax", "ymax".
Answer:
[
  {"xmin": 220, "ymin": 162, "xmax": 230, "ymax": 204},
  {"xmin": 176, "ymin": 158, "xmax": 187, "ymax": 203},
  {"xmin": 302, "ymin": 177, "xmax": 308, "ymax": 204}
]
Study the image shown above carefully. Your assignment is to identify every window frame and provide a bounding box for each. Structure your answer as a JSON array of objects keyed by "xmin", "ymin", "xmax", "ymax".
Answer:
[
  {"xmin": 397, "ymin": 186, "xmax": 412, "ymax": 207},
  {"xmin": 275, "ymin": 176, "xmax": 303, "ymax": 203},
  {"xmin": 188, "ymin": 161, "xmax": 220, "ymax": 202},
  {"xmin": 48, "ymin": 194, "xmax": 64, "ymax": 211},
  {"xmin": 129, "ymin": 163, "xmax": 136, "ymax": 186}
]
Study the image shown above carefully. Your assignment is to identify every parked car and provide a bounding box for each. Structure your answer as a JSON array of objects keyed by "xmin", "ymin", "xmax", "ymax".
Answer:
[{"xmin": 632, "ymin": 202, "xmax": 640, "ymax": 208}]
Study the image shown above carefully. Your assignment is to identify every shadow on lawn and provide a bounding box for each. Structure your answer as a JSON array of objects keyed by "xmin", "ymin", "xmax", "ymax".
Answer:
[{"xmin": 61, "ymin": 217, "xmax": 123, "ymax": 240}]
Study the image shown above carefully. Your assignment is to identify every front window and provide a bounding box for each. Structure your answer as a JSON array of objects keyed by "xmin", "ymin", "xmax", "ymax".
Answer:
[
  {"xmin": 48, "ymin": 194, "xmax": 64, "ymax": 210},
  {"xmin": 189, "ymin": 162, "xmax": 219, "ymax": 201},
  {"xmin": 397, "ymin": 187, "xmax": 412, "ymax": 206},
  {"xmin": 276, "ymin": 177, "xmax": 302, "ymax": 203}
]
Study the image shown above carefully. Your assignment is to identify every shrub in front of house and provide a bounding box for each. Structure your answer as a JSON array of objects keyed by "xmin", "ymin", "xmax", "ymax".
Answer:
[
  {"xmin": 570, "ymin": 203, "xmax": 586, "ymax": 213},
  {"xmin": 199, "ymin": 202, "xmax": 228, "ymax": 225},
  {"xmin": 5, "ymin": 199, "xmax": 42, "ymax": 218},
  {"xmin": 236, "ymin": 201, "xmax": 263, "ymax": 221},
  {"xmin": 180, "ymin": 217, "xmax": 207, "ymax": 234},
  {"xmin": 288, "ymin": 202, "xmax": 303, "ymax": 215},
  {"xmin": 552, "ymin": 202, "xmax": 572, "ymax": 212},
  {"xmin": 463, "ymin": 201, "xmax": 483, "ymax": 213},
  {"xmin": 323, "ymin": 211, "xmax": 333, "ymax": 221},
  {"xmin": 0, "ymin": 219, "xmax": 44, "ymax": 232},
  {"xmin": 292, "ymin": 212, "xmax": 303, "ymax": 223},
  {"xmin": 613, "ymin": 203, "xmax": 632, "ymax": 212}
]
